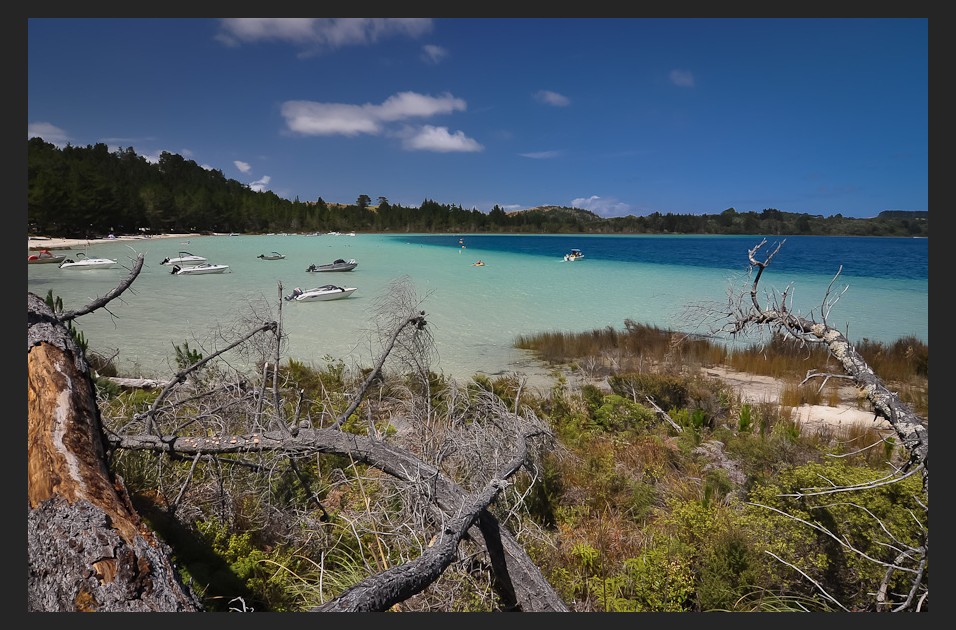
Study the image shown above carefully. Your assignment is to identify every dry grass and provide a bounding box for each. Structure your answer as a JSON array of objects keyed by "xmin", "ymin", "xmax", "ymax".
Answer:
[{"xmin": 515, "ymin": 322, "xmax": 928, "ymax": 416}]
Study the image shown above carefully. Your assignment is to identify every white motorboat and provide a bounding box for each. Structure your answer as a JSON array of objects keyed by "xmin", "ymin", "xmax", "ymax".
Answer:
[
  {"xmin": 160, "ymin": 251, "xmax": 207, "ymax": 266},
  {"xmin": 28, "ymin": 249, "xmax": 67, "ymax": 264},
  {"xmin": 285, "ymin": 285, "xmax": 357, "ymax": 302},
  {"xmin": 257, "ymin": 251, "xmax": 286, "ymax": 260},
  {"xmin": 59, "ymin": 252, "xmax": 118, "ymax": 269},
  {"xmin": 306, "ymin": 258, "xmax": 358, "ymax": 272},
  {"xmin": 170, "ymin": 263, "xmax": 230, "ymax": 275},
  {"xmin": 563, "ymin": 248, "xmax": 584, "ymax": 262}
]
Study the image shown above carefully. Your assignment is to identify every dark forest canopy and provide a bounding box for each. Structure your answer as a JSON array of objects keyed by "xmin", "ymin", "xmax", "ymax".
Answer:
[{"xmin": 28, "ymin": 138, "xmax": 928, "ymax": 238}]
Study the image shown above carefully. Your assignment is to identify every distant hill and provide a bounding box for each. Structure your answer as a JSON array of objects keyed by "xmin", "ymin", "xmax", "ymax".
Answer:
[
  {"xmin": 507, "ymin": 205, "xmax": 603, "ymax": 222},
  {"xmin": 877, "ymin": 210, "xmax": 928, "ymax": 220}
]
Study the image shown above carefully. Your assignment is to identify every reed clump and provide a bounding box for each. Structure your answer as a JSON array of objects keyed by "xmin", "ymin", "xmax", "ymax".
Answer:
[{"xmin": 515, "ymin": 322, "xmax": 927, "ymax": 416}]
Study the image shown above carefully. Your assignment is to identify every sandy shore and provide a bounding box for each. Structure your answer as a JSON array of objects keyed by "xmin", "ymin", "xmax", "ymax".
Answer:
[{"xmin": 28, "ymin": 233, "xmax": 201, "ymax": 251}]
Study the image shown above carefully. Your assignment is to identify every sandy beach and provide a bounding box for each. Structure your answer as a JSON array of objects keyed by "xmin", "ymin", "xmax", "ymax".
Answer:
[{"xmin": 28, "ymin": 233, "xmax": 202, "ymax": 251}]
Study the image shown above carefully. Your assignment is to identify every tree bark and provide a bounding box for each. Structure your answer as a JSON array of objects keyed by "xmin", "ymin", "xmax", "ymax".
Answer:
[{"xmin": 27, "ymin": 292, "xmax": 201, "ymax": 611}]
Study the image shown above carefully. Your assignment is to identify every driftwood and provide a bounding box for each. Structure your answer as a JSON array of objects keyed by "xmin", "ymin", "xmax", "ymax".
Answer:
[
  {"xmin": 718, "ymin": 239, "xmax": 929, "ymax": 611},
  {"xmin": 27, "ymin": 276, "xmax": 201, "ymax": 611},
  {"xmin": 727, "ymin": 239, "xmax": 928, "ymax": 487}
]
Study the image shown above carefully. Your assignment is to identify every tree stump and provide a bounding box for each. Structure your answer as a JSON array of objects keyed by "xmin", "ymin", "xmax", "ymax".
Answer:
[{"xmin": 27, "ymin": 293, "xmax": 200, "ymax": 612}]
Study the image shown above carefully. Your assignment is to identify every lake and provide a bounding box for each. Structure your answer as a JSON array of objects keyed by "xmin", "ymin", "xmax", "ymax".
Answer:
[{"xmin": 27, "ymin": 233, "xmax": 928, "ymax": 384}]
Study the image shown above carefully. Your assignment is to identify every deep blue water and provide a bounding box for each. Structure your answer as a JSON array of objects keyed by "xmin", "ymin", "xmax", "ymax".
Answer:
[{"xmin": 397, "ymin": 234, "xmax": 929, "ymax": 281}]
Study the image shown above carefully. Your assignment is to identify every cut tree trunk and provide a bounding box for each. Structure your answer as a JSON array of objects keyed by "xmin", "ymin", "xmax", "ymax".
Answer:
[{"xmin": 27, "ymin": 293, "xmax": 201, "ymax": 612}]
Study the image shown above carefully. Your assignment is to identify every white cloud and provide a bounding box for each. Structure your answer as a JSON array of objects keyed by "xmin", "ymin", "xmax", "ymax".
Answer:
[
  {"xmin": 216, "ymin": 18, "xmax": 432, "ymax": 55},
  {"xmin": 249, "ymin": 175, "xmax": 271, "ymax": 192},
  {"xmin": 378, "ymin": 91, "xmax": 466, "ymax": 121},
  {"xmin": 401, "ymin": 125, "xmax": 483, "ymax": 153},
  {"xmin": 669, "ymin": 69, "xmax": 695, "ymax": 88},
  {"xmin": 571, "ymin": 195, "xmax": 633, "ymax": 218},
  {"xmin": 281, "ymin": 92, "xmax": 473, "ymax": 152},
  {"xmin": 519, "ymin": 150, "xmax": 562, "ymax": 159},
  {"xmin": 282, "ymin": 102, "xmax": 383, "ymax": 136},
  {"xmin": 534, "ymin": 90, "xmax": 570, "ymax": 107},
  {"xmin": 234, "ymin": 160, "xmax": 252, "ymax": 174},
  {"xmin": 421, "ymin": 44, "xmax": 448, "ymax": 65},
  {"xmin": 28, "ymin": 122, "xmax": 70, "ymax": 146},
  {"xmin": 282, "ymin": 92, "xmax": 466, "ymax": 136}
]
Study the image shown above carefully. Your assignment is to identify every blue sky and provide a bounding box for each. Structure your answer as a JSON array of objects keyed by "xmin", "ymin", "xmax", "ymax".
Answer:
[{"xmin": 27, "ymin": 18, "xmax": 927, "ymax": 219}]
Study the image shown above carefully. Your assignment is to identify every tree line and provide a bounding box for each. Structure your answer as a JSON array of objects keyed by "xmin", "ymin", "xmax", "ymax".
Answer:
[{"xmin": 28, "ymin": 138, "xmax": 928, "ymax": 238}]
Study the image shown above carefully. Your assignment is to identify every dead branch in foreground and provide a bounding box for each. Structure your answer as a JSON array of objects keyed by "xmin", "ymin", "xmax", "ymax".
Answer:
[
  {"xmin": 715, "ymin": 238, "xmax": 928, "ymax": 611},
  {"xmin": 28, "ymin": 270, "xmax": 568, "ymax": 612}
]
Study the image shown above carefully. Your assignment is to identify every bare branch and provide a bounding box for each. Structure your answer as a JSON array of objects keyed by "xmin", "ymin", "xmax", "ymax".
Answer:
[{"xmin": 59, "ymin": 253, "xmax": 146, "ymax": 322}]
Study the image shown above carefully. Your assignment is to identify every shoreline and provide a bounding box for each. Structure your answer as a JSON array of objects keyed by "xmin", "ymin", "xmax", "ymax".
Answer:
[{"xmin": 28, "ymin": 233, "xmax": 202, "ymax": 251}]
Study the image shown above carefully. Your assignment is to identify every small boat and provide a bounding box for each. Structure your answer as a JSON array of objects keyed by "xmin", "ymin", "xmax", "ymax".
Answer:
[
  {"xmin": 59, "ymin": 252, "xmax": 118, "ymax": 270},
  {"xmin": 170, "ymin": 263, "xmax": 230, "ymax": 275},
  {"xmin": 257, "ymin": 251, "xmax": 286, "ymax": 260},
  {"xmin": 28, "ymin": 249, "xmax": 66, "ymax": 264},
  {"xmin": 285, "ymin": 285, "xmax": 357, "ymax": 302},
  {"xmin": 472, "ymin": 260, "xmax": 485, "ymax": 267},
  {"xmin": 563, "ymin": 248, "xmax": 584, "ymax": 262},
  {"xmin": 160, "ymin": 251, "xmax": 207, "ymax": 266},
  {"xmin": 306, "ymin": 258, "xmax": 358, "ymax": 272}
]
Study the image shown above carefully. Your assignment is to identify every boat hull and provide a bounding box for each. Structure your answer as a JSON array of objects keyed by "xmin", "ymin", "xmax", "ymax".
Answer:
[
  {"xmin": 161, "ymin": 252, "xmax": 207, "ymax": 266},
  {"xmin": 171, "ymin": 264, "xmax": 230, "ymax": 275},
  {"xmin": 28, "ymin": 254, "xmax": 66, "ymax": 264},
  {"xmin": 59, "ymin": 259, "xmax": 117, "ymax": 269},
  {"xmin": 288, "ymin": 287, "xmax": 356, "ymax": 301},
  {"xmin": 307, "ymin": 259, "xmax": 357, "ymax": 272}
]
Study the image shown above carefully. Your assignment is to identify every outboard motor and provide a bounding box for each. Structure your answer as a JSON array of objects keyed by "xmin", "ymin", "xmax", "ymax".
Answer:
[{"xmin": 171, "ymin": 265, "xmax": 181, "ymax": 275}]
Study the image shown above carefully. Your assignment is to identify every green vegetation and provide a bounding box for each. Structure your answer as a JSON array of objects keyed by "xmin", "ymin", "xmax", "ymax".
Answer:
[
  {"xmin": 94, "ymin": 319, "xmax": 927, "ymax": 612},
  {"xmin": 28, "ymin": 138, "xmax": 927, "ymax": 238}
]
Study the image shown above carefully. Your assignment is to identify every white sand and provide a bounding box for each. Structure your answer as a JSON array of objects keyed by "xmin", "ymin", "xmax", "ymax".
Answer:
[
  {"xmin": 704, "ymin": 366, "xmax": 893, "ymax": 433},
  {"xmin": 28, "ymin": 233, "xmax": 201, "ymax": 251}
]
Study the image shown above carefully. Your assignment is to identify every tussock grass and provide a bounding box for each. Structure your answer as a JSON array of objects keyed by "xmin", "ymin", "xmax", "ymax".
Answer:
[{"xmin": 515, "ymin": 321, "xmax": 928, "ymax": 415}]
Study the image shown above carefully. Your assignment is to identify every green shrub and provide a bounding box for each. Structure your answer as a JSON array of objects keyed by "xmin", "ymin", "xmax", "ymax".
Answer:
[{"xmin": 591, "ymin": 394, "xmax": 657, "ymax": 432}]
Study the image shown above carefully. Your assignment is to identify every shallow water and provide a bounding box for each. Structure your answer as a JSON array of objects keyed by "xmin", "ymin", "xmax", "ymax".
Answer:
[{"xmin": 27, "ymin": 233, "xmax": 928, "ymax": 384}]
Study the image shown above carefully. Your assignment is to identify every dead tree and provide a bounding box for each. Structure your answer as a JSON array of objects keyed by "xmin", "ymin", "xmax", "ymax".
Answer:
[
  {"xmin": 27, "ymin": 256, "xmax": 202, "ymax": 611},
  {"xmin": 27, "ymin": 263, "xmax": 569, "ymax": 612},
  {"xmin": 715, "ymin": 239, "xmax": 929, "ymax": 611}
]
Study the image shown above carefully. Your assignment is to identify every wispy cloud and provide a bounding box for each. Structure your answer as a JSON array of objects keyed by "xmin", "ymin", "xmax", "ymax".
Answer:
[
  {"xmin": 519, "ymin": 150, "xmax": 562, "ymax": 159},
  {"xmin": 669, "ymin": 69, "xmax": 695, "ymax": 88},
  {"xmin": 421, "ymin": 44, "xmax": 448, "ymax": 65},
  {"xmin": 28, "ymin": 122, "xmax": 70, "ymax": 146},
  {"xmin": 216, "ymin": 18, "xmax": 432, "ymax": 56},
  {"xmin": 534, "ymin": 90, "xmax": 570, "ymax": 107},
  {"xmin": 400, "ymin": 125, "xmax": 483, "ymax": 153},
  {"xmin": 234, "ymin": 160, "xmax": 252, "ymax": 174},
  {"xmin": 571, "ymin": 195, "xmax": 633, "ymax": 218}
]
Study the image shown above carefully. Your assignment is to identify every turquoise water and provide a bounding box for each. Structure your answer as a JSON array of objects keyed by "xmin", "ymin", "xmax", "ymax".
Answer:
[{"xmin": 27, "ymin": 233, "xmax": 928, "ymax": 383}]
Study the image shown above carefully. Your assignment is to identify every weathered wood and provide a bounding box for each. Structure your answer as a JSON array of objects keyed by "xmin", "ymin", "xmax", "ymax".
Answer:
[
  {"xmin": 103, "ymin": 376, "xmax": 164, "ymax": 390},
  {"xmin": 27, "ymin": 292, "xmax": 201, "ymax": 612}
]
